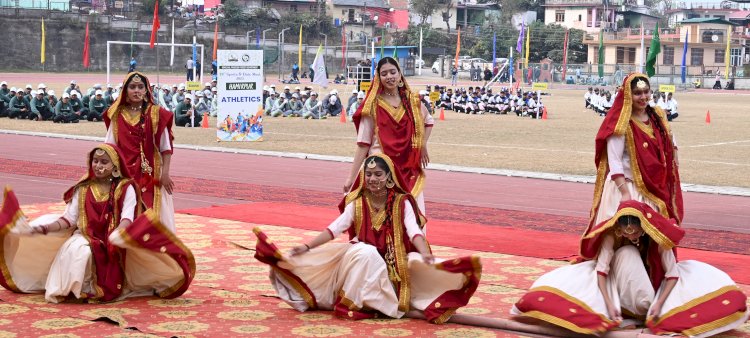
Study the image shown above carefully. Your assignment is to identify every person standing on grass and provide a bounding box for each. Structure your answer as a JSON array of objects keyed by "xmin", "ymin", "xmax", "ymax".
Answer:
[{"xmin": 186, "ymin": 57, "xmax": 194, "ymax": 81}]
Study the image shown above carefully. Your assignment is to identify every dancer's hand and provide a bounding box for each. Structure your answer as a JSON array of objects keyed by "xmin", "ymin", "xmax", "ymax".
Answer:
[
  {"xmin": 421, "ymin": 253, "xmax": 434, "ymax": 265},
  {"xmin": 620, "ymin": 191, "xmax": 632, "ymax": 202},
  {"xmin": 289, "ymin": 244, "xmax": 309, "ymax": 257},
  {"xmin": 606, "ymin": 304, "xmax": 622, "ymax": 322},
  {"xmin": 31, "ymin": 224, "xmax": 49, "ymax": 235},
  {"xmin": 421, "ymin": 146, "xmax": 430, "ymax": 168},
  {"xmin": 161, "ymin": 172, "xmax": 174, "ymax": 195},
  {"xmin": 649, "ymin": 301, "xmax": 663, "ymax": 321}
]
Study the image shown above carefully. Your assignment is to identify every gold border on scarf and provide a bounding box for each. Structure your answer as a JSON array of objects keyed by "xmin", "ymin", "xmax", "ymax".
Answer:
[
  {"xmin": 681, "ymin": 311, "xmax": 746, "ymax": 337},
  {"xmin": 649, "ymin": 285, "xmax": 743, "ymax": 326},
  {"xmin": 392, "ymin": 194, "xmax": 410, "ymax": 313},
  {"xmin": 582, "ymin": 207, "xmax": 676, "ymax": 249},
  {"xmin": 626, "ymin": 128, "xmax": 669, "ymax": 218},
  {"xmin": 377, "ymin": 97, "xmax": 406, "ymax": 122},
  {"xmin": 0, "ymin": 188, "xmax": 24, "ymax": 292}
]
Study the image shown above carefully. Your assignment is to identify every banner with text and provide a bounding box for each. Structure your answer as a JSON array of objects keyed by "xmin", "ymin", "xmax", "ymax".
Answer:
[{"xmin": 217, "ymin": 50, "xmax": 264, "ymax": 141}]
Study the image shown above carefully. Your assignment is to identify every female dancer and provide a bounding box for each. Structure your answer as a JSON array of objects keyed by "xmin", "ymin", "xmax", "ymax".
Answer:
[
  {"xmin": 345, "ymin": 57, "xmax": 434, "ymax": 214},
  {"xmin": 104, "ymin": 72, "xmax": 177, "ymax": 232},
  {"xmin": 590, "ymin": 73, "xmax": 683, "ymax": 229},
  {"xmin": 512, "ymin": 200, "xmax": 748, "ymax": 336},
  {"xmin": 255, "ymin": 154, "xmax": 480, "ymax": 323},
  {"xmin": 0, "ymin": 144, "xmax": 194, "ymax": 303}
]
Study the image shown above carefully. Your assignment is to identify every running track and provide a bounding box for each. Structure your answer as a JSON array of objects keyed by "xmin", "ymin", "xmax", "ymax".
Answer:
[{"xmin": 1, "ymin": 133, "xmax": 748, "ymax": 236}]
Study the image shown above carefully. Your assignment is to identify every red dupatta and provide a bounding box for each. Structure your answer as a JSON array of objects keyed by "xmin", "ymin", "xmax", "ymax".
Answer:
[
  {"xmin": 589, "ymin": 73, "xmax": 683, "ymax": 232},
  {"xmin": 103, "ymin": 72, "xmax": 174, "ymax": 213},
  {"xmin": 581, "ymin": 200, "xmax": 684, "ymax": 290},
  {"xmin": 338, "ymin": 153, "xmax": 426, "ymax": 312},
  {"xmin": 352, "ymin": 60, "xmax": 427, "ymax": 196},
  {"xmin": 64, "ymin": 144, "xmax": 141, "ymax": 301}
]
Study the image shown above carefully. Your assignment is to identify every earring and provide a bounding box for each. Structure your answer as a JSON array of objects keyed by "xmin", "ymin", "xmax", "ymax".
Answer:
[
  {"xmin": 385, "ymin": 178, "xmax": 395, "ymax": 189},
  {"xmin": 398, "ymin": 80, "xmax": 404, "ymax": 88},
  {"xmin": 112, "ymin": 168, "xmax": 121, "ymax": 178},
  {"xmin": 614, "ymin": 227, "xmax": 622, "ymax": 238}
]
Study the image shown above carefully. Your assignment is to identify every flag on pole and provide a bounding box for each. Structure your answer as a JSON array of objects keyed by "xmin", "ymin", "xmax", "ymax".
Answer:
[
  {"xmin": 212, "ymin": 22, "xmax": 219, "ymax": 60},
  {"xmin": 516, "ymin": 21, "xmax": 525, "ymax": 53},
  {"xmin": 645, "ymin": 23, "xmax": 660, "ymax": 77},
  {"xmin": 680, "ymin": 31, "xmax": 688, "ymax": 84},
  {"xmin": 392, "ymin": 46, "xmax": 397, "ymax": 58},
  {"xmin": 639, "ymin": 25, "xmax": 645, "ymax": 73},
  {"xmin": 524, "ymin": 25, "xmax": 530, "ymax": 68},
  {"xmin": 598, "ymin": 30, "xmax": 604, "ymax": 78},
  {"xmin": 562, "ymin": 29, "xmax": 569, "ymax": 80},
  {"xmin": 724, "ymin": 25, "xmax": 730, "ymax": 80},
  {"xmin": 40, "ymin": 17, "xmax": 46, "ymax": 64},
  {"xmin": 298, "ymin": 24, "xmax": 303, "ymax": 67},
  {"xmin": 256, "ymin": 28, "xmax": 260, "ymax": 48},
  {"xmin": 454, "ymin": 27, "xmax": 461, "ymax": 68},
  {"xmin": 492, "ymin": 32, "xmax": 497, "ymax": 69},
  {"xmin": 311, "ymin": 44, "xmax": 328, "ymax": 88},
  {"xmin": 192, "ymin": 39, "xmax": 198, "ymax": 69},
  {"xmin": 83, "ymin": 22, "xmax": 90, "ymax": 68},
  {"xmin": 509, "ymin": 47, "xmax": 514, "ymax": 84},
  {"xmin": 341, "ymin": 26, "xmax": 347, "ymax": 68},
  {"xmin": 150, "ymin": 0, "xmax": 160, "ymax": 49},
  {"xmin": 170, "ymin": 18, "xmax": 175, "ymax": 66}
]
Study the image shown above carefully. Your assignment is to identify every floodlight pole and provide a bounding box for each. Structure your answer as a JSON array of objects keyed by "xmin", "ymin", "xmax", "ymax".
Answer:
[{"xmin": 278, "ymin": 27, "xmax": 291, "ymax": 81}]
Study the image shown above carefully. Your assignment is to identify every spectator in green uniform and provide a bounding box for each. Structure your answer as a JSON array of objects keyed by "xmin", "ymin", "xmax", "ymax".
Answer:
[
  {"xmin": 8, "ymin": 90, "xmax": 31, "ymax": 119},
  {"xmin": 69, "ymin": 91, "xmax": 86, "ymax": 120},
  {"xmin": 23, "ymin": 84, "xmax": 33, "ymax": 103},
  {"xmin": 37, "ymin": 83, "xmax": 48, "ymax": 98},
  {"xmin": 175, "ymin": 94, "xmax": 201, "ymax": 127},
  {"xmin": 0, "ymin": 82, "xmax": 9, "ymax": 117},
  {"xmin": 104, "ymin": 84, "xmax": 115, "ymax": 106},
  {"xmin": 47, "ymin": 90, "xmax": 58, "ymax": 108},
  {"xmin": 65, "ymin": 80, "xmax": 77, "ymax": 95},
  {"xmin": 87, "ymin": 89, "xmax": 108, "ymax": 122},
  {"xmin": 53, "ymin": 93, "xmax": 79, "ymax": 123},
  {"xmin": 30, "ymin": 90, "xmax": 53, "ymax": 120}
]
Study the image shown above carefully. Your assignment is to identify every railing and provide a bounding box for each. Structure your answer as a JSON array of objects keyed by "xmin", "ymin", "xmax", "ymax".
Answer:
[{"xmin": 0, "ymin": 0, "xmax": 69, "ymax": 10}]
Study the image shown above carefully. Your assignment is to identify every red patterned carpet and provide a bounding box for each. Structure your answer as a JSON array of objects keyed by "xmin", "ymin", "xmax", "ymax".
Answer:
[{"xmin": 0, "ymin": 202, "xmax": 748, "ymax": 337}]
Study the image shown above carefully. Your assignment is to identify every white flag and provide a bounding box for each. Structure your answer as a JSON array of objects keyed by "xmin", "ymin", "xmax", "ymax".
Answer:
[
  {"xmin": 170, "ymin": 18, "xmax": 175, "ymax": 66},
  {"xmin": 312, "ymin": 44, "xmax": 328, "ymax": 88}
]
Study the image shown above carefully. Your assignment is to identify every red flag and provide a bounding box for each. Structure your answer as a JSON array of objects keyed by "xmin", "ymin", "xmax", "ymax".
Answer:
[
  {"xmin": 341, "ymin": 26, "xmax": 347, "ymax": 68},
  {"xmin": 212, "ymin": 22, "xmax": 219, "ymax": 60},
  {"xmin": 83, "ymin": 22, "xmax": 90, "ymax": 68},
  {"xmin": 150, "ymin": 0, "xmax": 160, "ymax": 49}
]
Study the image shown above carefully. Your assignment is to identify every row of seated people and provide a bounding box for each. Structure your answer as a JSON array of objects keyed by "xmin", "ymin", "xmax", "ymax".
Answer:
[
  {"xmin": 0, "ymin": 82, "xmax": 112, "ymax": 123},
  {"xmin": 435, "ymin": 87, "xmax": 546, "ymax": 119},
  {"xmin": 584, "ymin": 87, "xmax": 615, "ymax": 116}
]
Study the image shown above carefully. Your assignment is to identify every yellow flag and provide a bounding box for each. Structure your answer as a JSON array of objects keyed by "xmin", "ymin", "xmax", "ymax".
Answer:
[
  {"xmin": 725, "ymin": 25, "xmax": 730, "ymax": 80},
  {"xmin": 41, "ymin": 17, "xmax": 46, "ymax": 64},
  {"xmin": 524, "ymin": 26, "xmax": 530, "ymax": 68},
  {"xmin": 298, "ymin": 24, "xmax": 303, "ymax": 67}
]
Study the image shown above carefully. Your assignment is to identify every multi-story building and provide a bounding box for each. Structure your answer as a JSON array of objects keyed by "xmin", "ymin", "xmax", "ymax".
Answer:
[{"xmin": 543, "ymin": 0, "xmax": 621, "ymax": 33}]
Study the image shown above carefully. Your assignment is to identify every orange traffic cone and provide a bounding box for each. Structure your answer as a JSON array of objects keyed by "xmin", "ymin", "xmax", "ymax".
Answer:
[
  {"xmin": 439, "ymin": 107, "xmax": 445, "ymax": 121},
  {"xmin": 340, "ymin": 112, "xmax": 347, "ymax": 123},
  {"xmin": 201, "ymin": 113, "xmax": 209, "ymax": 128},
  {"xmin": 541, "ymin": 107, "xmax": 548, "ymax": 120},
  {"xmin": 705, "ymin": 110, "xmax": 711, "ymax": 124}
]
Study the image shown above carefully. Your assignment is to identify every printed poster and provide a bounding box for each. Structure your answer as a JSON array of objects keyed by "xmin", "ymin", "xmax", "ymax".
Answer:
[{"xmin": 216, "ymin": 50, "xmax": 264, "ymax": 141}]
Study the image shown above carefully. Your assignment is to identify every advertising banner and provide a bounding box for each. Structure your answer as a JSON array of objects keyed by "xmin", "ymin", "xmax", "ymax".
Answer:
[{"xmin": 217, "ymin": 50, "xmax": 264, "ymax": 141}]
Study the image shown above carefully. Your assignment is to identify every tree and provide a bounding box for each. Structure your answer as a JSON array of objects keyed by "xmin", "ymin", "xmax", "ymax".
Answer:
[
  {"xmin": 411, "ymin": 0, "xmax": 437, "ymax": 25},
  {"xmin": 140, "ymin": 0, "xmax": 167, "ymax": 17},
  {"xmin": 441, "ymin": 1, "xmax": 454, "ymax": 33}
]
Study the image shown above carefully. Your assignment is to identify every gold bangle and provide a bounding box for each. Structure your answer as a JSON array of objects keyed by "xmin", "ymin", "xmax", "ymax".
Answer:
[{"xmin": 616, "ymin": 182, "xmax": 627, "ymax": 190}]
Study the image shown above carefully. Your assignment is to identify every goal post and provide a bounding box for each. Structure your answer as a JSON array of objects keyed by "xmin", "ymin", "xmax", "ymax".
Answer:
[{"xmin": 106, "ymin": 41, "xmax": 205, "ymax": 85}]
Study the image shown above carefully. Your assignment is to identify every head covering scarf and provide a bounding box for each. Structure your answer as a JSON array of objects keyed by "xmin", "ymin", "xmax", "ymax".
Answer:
[
  {"xmin": 589, "ymin": 73, "xmax": 683, "ymax": 226},
  {"xmin": 581, "ymin": 200, "xmax": 684, "ymax": 290},
  {"xmin": 352, "ymin": 58, "xmax": 426, "ymax": 194},
  {"xmin": 104, "ymin": 71, "xmax": 156, "ymax": 129},
  {"xmin": 63, "ymin": 143, "xmax": 135, "ymax": 204}
]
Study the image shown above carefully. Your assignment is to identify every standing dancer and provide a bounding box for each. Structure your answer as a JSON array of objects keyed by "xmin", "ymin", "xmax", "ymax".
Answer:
[
  {"xmin": 103, "ymin": 72, "xmax": 176, "ymax": 232},
  {"xmin": 345, "ymin": 57, "xmax": 434, "ymax": 215}
]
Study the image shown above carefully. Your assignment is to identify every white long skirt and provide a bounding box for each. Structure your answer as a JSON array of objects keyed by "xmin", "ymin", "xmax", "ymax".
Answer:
[{"xmin": 512, "ymin": 246, "xmax": 749, "ymax": 337}]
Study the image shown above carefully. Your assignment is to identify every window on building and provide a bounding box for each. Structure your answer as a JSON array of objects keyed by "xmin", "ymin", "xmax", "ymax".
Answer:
[
  {"xmin": 578, "ymin": 14, "xmax": 582, "ymax": 21},
  {"xmin": 715, "ymin": 49, "xmax": 725, "ymax": 64},
  {"xmin": 702, "ymin": 30, "xmax": 724, "ymax": 43},
  {"xmin": 690, "ymin": 48, "xmax": 704, "ymax": 65},
  {"xmin": 348, "ymin": 9, "xmax": 355, "ymax": 22},
  {"xmin": 628, "ymin": 48, "xmax": 636, "ymax": 64},
  {"xmin": 730, "ymin": 48, "xmax": 742, "ymax": 66},
  {"xmin": 616, "ymin": 47, "xmax": 625, "ymax": 64},
  {"xmin": 555, "ymin": 10, "xmax": 565, "ymax": 22},
  {"xmin": 663, "ymin": 46, "xmax": 675, "ymax": 65}
]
